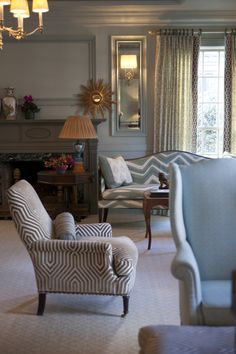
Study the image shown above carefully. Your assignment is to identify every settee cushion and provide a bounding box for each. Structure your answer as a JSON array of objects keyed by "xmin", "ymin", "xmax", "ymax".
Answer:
[
  {"xmin": 99, "ymin": 155, "xmax": 133, "ymax": 188},
  {"xmin": 102, "ymin": 184, "xmax": 159, "ymax": 200},
  {"xmin": 54, "ymin": 212, "xmax": 76, "ymax": 240}
]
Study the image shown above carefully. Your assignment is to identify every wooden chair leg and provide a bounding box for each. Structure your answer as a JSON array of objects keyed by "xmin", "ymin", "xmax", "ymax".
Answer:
[
  {"xmin": 37, "ymin": 293, "xmax": 46, "ymax": 316},
  {"xmin": 98, "ymin": 208, "xmax": 103, "ymax": 223},
  {"xmin": 103, "ymin": 208, "xmax": 109, "ymax": 222},
  {"xmin": 121, "ymin": 295, "xmax": 129, "ymax": 317}
]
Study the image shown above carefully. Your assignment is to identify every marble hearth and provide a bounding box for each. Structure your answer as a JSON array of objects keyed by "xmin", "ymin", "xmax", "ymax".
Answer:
[{"xmin": 0, "ymin": 119, "xmax": 104, "ymax": 218}]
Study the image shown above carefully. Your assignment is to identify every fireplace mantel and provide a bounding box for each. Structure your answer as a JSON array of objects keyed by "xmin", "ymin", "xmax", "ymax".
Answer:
[
  {"xmin": 0, "ymin": 118, "xmax": 105, "ymax": 215},
  {"xmin": 0, "ymin": 118, "xmax": 105, "ymax": 153}
]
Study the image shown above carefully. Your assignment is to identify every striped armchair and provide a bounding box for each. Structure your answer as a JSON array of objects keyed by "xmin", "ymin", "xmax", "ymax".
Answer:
[{"xmin": 7, "ymin": 179, "xmax": 138, "ymax": 317}]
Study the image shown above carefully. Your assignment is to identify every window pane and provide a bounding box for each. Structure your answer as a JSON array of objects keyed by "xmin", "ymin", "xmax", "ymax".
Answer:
[
  {"xmin": 202, "ymin": 129, "xmax": 217, "ymax": 153},
  {"xmin": 203, "ymin": 51, "xmax": 218, "ymax": 76},
  {"xmin": 197, "ymin": 47, "xmax": 225, "ymax": 158},
  {"xmin": 219, "ymin": 51, "xmax": 225, "ymax": 76},
  {"xmin": 202, "ymin": 78, "xmax": 218, "ymax": 102},
  {"xmin": 202, "ymin": 104, "xmax": 217, "ymax": 127}
]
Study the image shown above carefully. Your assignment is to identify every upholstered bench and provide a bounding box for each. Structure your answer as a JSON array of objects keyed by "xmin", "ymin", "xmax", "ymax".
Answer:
[
  {"xmin": 138, "ymin": 325, "xmax": 235, "ymax": 354},
  {"xmin": 98, "ymin": 150, "xmax": 207, "ymax": 222}
]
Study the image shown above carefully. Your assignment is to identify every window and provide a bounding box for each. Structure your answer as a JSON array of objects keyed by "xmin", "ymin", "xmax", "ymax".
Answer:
[{"xmin": 197, "ymin": 47, "xmax": 225, "ymax": 157}]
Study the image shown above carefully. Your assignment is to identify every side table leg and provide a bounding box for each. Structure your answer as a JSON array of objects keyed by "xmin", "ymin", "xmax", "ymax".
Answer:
[{"xmin": 143, "ymin": 202, "xmax": 152, "ymax": 250}]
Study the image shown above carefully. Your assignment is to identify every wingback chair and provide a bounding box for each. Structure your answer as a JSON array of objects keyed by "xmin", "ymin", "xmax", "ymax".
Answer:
[
  {"xmin": 170, "ymin": 158, "xmax": 236, "ymax": 325},
  {"xmin": 7, "ymin": 179, "xmax": 138, "ymax": 317}
]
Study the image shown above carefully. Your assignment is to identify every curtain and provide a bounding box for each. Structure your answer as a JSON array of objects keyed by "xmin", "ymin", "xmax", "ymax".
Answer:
[
  {"xmin": 153, "ymin": 29, "xmax": 201, "ymax": 153},
  {"xmin": 224, "ymin": 31, "xmax": 236, "ymax": 154}
]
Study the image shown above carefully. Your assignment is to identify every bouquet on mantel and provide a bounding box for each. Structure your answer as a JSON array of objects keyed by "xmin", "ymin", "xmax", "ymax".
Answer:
[
  {"xmin": 21, "ymin": 95, "xmax": 40, "ymax": 114},
  {"xmin": 44, "ymin": 154, "xmax": 74, "ymax": 172}
]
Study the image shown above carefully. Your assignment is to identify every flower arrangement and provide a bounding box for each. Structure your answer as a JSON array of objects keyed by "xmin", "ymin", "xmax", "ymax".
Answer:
[
  {"xmin": 44, "ymin": 154, "xmax": 74, "ymax": 172},
  {"xmin": 21, "ymin": 95, "xmax": 40, "ymax": 113}
]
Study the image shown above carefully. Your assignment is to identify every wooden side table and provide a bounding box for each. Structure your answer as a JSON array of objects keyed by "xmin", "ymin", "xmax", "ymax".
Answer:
[
  {"xmin": 37, "ymin": 170, "xmax": 94, "ymax": 220},
  {"xmin": 143, "ymin": 190, "xmax": 169, "ymax": 250}
]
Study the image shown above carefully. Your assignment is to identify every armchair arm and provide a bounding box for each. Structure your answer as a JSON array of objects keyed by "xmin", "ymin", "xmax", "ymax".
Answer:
[
  {"xmin": 171, "ymin": 241, "xmax": 203, "ymax": 324},
  {"xmin": 75, "ymin": 223, "xmax": 112, "ymax": 238},
  {"xmin": 28, "ymin": 240, "xmax": 114, "ymax": 293},
  {"xmin": 30, "ymin": 238, "xmax": 112, "ymax": 252}
]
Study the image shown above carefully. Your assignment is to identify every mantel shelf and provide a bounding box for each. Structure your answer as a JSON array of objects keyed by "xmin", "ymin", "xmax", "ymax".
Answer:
[{"xmin": 0, "ymin": 118, "xmax": 106, "ymax": 125}]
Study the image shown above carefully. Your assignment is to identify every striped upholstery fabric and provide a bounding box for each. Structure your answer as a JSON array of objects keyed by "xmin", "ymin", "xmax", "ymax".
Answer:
[
  {"xmin": 7, "ymin": 179, "xmax": 53, "ymax": 246},
  {"xmin": 99, "ymin": 150, "xmax": 207, "ymax": 212},
  {"xmin": 75, "ymin": 222, "xmax": 112, "ymax": 238},
  {"xmin": 7, "ymin": 180, "xmax": 138, "ymax": 308},
  {"xmin": 54, "ymin": 212, "xmax": 76, "ymax": 240}
]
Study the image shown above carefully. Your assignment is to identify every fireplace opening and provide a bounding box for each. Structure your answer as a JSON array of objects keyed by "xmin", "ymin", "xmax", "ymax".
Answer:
[
  {"xmin": 0, "ymin": 155, "xmax": 91, "ymax": 220},
  {"xmin": 11, "ymin": 160, "xmax": 46, "ymax": 185}
]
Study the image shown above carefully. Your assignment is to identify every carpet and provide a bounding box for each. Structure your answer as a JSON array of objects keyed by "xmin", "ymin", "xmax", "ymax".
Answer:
[{"xmin": 0, "ymin": 210, "xmax": 179, "ymax": 354}]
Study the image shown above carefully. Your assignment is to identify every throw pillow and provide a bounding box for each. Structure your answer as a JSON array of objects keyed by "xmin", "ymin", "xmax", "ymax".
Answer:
[
  {"xmin": 99, "ymin": 155, "xmax": 133, "ymax": 188},
  {"xmin": 54, "ymin": 212, "xmax": 76, "ymax": 240}
]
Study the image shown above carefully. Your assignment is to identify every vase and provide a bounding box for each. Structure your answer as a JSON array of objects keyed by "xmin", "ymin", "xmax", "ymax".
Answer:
[
  {"xmin": 56, "ymin": 168, "xmax": 67, "ymax": 174},
  {"xmin": 25, "ymin": 110, "xmax": 35, "ymax": 120},
  {"xmin": 2, "ymin": 87, "xmax": 17, "ymax": 120}
]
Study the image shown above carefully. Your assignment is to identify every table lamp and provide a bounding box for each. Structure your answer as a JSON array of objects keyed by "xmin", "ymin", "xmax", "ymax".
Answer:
[{"xmin": 59, "ymin": 115, "xmax": 97, "ymax": 173}]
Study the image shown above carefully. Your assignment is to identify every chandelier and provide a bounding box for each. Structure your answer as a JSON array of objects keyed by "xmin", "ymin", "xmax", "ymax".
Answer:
[{"xmin": 0, "ymin": 0, "xmax": 49, "ymax": 50}]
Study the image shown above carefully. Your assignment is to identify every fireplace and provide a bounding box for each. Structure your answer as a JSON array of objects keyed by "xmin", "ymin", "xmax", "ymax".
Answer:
[{"xmin": 0, "ymin": 119, "xmax": 105, "ymax": 218}]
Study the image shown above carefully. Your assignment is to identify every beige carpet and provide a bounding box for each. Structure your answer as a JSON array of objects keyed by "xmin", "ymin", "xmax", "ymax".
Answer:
[{"xmin": 0, "ymin": 210, "xmax": 179, "ymax": 354}]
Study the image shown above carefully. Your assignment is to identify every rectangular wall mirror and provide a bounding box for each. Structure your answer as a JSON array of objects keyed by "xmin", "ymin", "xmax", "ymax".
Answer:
[{"xmin": 111, "ymin": 36, "xmax": 146, "ymax": 136}]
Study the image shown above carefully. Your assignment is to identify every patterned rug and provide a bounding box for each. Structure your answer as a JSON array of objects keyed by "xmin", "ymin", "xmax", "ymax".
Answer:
[{"xmin": 0, "ymin": 210, "xmax": 179, "ymax": 354}]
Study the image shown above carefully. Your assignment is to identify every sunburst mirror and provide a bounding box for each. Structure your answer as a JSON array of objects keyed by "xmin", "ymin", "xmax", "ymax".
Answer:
[{"xmin": 78, "ymin": 79, "xmax": 115, "ymax": 118}]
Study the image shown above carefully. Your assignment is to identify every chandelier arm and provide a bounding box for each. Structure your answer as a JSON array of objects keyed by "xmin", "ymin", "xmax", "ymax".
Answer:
[
  {"xmin": 25, "ymin": 26, "xmax": 43, "ymax": 37},
  {"xmin": 1, "ymin": 25, "xmax": 24, "ymax": 39}
]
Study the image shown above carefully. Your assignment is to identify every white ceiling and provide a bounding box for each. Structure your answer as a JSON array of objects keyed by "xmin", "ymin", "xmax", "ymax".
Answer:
[{"xmin": 46, "ymin": 0, "xmax": 236, "ymax": 29}]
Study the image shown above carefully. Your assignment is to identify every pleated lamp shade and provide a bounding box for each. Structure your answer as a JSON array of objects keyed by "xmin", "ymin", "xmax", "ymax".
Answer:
[{"xmin": 59, "ymin": 115, "xmax": 97, "ymax": 140}]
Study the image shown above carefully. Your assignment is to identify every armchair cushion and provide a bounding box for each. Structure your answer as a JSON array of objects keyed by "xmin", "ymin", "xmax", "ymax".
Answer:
[
  {"xmin": 54, "ymin": 212, "xmax": 76, "ymax": 240},
  {"xmin": 99, "ymin": 155, "xmax": 133, "ymax": 188}
]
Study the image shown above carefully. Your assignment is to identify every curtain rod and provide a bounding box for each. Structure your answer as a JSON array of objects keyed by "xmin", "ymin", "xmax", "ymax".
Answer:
[{"xmin": 148, "ymin": 29, "xmax": 234, "ymax": 35}]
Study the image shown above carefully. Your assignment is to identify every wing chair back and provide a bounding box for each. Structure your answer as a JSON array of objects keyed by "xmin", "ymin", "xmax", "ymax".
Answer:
[
  {"xmin": 171, "ymin": 158, "xmax": 236, "ymax": 281},
  {"xmin": 7, "ymin": 179, "xmax": 54, "ymax": 248}
]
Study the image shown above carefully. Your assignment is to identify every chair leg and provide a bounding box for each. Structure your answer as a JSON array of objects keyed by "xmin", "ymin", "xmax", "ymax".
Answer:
[
  {"xmin": 37, "ymin": 293, "xmax": 46, "ymax": 316},
  {"xmin": 103, "ymin": 208, "xmax": 109, "ymax": 222},
  {"xmin": 98, "ymin": 208, "xmax": 103, "ymax": 223},
  {"xmin": 121, "ymin": 295, "xmax": 129, "ymax": 317}
]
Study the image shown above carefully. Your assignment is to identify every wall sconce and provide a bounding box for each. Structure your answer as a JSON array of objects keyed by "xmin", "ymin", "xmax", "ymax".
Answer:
[{"xmin": 120, "ymin": 54, "xmax": 137, "ymax": 82}]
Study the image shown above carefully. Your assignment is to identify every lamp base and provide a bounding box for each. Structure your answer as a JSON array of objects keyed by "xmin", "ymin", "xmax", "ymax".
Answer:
[{"xmin": 73, "ymin": 161, "xmax": 85, "ymax": 173}]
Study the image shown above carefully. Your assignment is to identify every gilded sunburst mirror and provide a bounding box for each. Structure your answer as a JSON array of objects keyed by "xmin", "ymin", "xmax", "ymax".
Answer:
[{"xmin": 78, "ymin": 79, "xmax": 115, "ymax": 118}]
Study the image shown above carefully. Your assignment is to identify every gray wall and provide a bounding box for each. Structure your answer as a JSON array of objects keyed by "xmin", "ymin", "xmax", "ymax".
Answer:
[{"xmin": 0, "ymin": 26, "xmax": 156, "ymax": 159}]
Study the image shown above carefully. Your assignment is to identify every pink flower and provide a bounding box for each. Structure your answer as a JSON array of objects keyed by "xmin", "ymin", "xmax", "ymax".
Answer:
[
  {"xmin": 44, "ymin": 154, "xmax": 75, "ymax": 170},
  {"xmin": 24, "ymin": 95, "xmax": 33, "ymax": 103}
]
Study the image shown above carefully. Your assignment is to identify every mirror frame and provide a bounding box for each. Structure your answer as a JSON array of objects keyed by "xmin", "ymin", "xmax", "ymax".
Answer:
[{"xmin": 111, "ymin": 35, "xmax": 147, "ymax": 136}]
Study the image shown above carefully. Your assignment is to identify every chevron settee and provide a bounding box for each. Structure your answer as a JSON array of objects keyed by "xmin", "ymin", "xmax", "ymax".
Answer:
[{"xmin": 98, "ymin": 150, "xmax": 207, "ymax": 222}]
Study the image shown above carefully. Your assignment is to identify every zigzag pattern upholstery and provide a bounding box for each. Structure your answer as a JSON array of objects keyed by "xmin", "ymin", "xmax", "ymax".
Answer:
[
  {"xmin": 98, "ymin": 150, "xmax": 207, "ymax": 221},
  {"xmin": 7, "ymin": 179, "xmax": 138, "ymax": 316}
]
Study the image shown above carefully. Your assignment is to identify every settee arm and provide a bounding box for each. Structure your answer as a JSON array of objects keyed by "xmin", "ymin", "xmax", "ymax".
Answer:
[
  {"xmin": 75, "ymin": 223, "xmax": 112, "ymax": 238},
  {"xmin": 171, "ymin": 241, "xmax": 203, "ymax": 324}
]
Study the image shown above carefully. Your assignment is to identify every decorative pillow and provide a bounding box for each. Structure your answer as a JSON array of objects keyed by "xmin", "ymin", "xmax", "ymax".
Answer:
[
  {"xmin": 53, "ymin": 212, "xmax": 76, "ymax": 240},
  {"xmin": 99, "ymin": 155, "xmax": 133, "ymax": 188}
]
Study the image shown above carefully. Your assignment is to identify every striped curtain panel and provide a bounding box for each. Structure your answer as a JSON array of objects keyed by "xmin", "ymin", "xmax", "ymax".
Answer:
[
  {"xmin": 153, "ymin": 29, "xmax": 201, "ymax": 153},
  {"xmin": 224, "ymin": 31, "xmax": 236, "ymax": 154}
]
